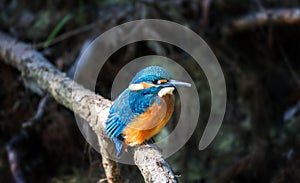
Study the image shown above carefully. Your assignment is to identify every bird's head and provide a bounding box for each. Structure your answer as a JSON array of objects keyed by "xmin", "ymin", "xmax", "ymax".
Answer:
[{"xmin": 128, "ymin": 66, "xmax": 191, "ymax": 96}]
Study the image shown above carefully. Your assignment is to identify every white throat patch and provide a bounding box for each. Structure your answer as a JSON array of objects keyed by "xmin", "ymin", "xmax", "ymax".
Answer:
[{"xmin": 158, "ymin": 87, "xmax": 175, "ymax": 97}]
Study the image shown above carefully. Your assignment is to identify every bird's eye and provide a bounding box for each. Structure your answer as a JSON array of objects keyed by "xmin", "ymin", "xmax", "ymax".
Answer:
[
  {"xmin": 152, "ymin": 79, "xmax": 168, "ymax": 85},
  {"xmin": 152, "ymin": 79, "xmax": 160, "ymax": 84}
]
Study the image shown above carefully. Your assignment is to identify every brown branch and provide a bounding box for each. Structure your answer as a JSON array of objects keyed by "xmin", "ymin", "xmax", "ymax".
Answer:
[
  {"xmin": 101, "ymin": 156, "xmax": 122, "ymax": 183},
  {"xmin": 223, "ymin": 8, "xmax": 300, "ymax": 34},
  {"xmin": 0, "ymin": 31, "xmax": 177, "ymax": 183},
  {"xmin": 97, "ymin": 136, "xmax": 123, "ymax": 183}
]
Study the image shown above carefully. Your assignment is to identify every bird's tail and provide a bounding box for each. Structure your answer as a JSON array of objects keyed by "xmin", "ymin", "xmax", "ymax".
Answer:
[{"xmin": 113, "ymin": 137, "xmax": 123, "ymax": 157}]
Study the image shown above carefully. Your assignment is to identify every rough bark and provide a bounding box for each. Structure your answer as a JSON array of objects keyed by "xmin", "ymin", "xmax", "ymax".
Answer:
[
  {"xmin": 101, "ymin": 156, "xmax": 123, "ymax": 183},
  {"xmin": 0, "ymin": 31, "xmax": 177, "ymax": 183},
  {"xmin": 135, "ymin": 145, "xmax": 177, "ymax": 183}
]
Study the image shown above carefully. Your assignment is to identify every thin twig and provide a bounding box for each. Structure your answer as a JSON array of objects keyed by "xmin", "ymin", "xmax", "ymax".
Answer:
[
  {"xmin": 34, "ymin": 22, "xmax": 97, "ymax": 49},
  {"xmin": 33, "ymin": 6, "xmax": 134, "ymax": 49},
  {"xmin": 279, "ymin": 46, "xmax": 300, "ymax": 85},
  {"xmin": 22, "ymin": 94, "xmax": 51, "ymax": 128}
]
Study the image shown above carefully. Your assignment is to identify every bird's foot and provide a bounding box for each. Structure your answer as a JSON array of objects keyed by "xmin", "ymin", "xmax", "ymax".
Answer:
[
  {"xmin": 145, "ymin": 138, "xmax": 155, "ymax": 144},
  {"xmin": 142, "ymin": 138, "xmax": 162, "ymax": 151}
]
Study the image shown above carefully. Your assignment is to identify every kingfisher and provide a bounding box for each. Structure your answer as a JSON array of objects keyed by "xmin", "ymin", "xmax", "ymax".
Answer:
[{"xmin": 105, "ymin": 66, "xmax": 191, "ymax": 157}]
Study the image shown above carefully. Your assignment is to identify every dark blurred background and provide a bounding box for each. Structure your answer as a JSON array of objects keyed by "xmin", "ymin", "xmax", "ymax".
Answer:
[{"xmin": 0, "ymin": 0, "xmax": 300, "ymax": 182}]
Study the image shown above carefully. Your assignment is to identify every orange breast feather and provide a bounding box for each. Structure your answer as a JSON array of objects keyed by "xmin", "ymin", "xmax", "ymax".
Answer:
[{"xmin": 122, "ymin": 94, "xmax": 174, "ymax": 145}]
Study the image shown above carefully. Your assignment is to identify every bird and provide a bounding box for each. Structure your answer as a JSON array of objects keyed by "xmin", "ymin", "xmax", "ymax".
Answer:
[{"xmin": 105, "ymin": 66, "xmax": 191, "ymax": 157}]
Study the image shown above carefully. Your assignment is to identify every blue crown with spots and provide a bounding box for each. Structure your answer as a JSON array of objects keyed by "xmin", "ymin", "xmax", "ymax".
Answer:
[{"xmin": 130, "ymin": 66, "xmax": 172, "ymax": 84}]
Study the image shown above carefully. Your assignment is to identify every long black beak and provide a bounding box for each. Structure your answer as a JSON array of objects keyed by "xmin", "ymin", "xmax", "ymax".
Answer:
[{"xmin": 168, "ymin": 79, "xmax": 191, "ymax": 87}]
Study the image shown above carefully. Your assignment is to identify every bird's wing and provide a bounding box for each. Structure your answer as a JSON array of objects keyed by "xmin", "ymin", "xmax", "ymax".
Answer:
[
  {"xmin": 105, "ymin": 89, "xmax": 135, "ymax": 139},
  {"xmin": 126, "ymin": 97, "xmax": 167, "ymax": 130}
]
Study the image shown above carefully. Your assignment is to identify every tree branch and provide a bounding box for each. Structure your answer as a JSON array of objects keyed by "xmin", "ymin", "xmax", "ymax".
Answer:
[
  {"xmin": 0, "ymin": 31, "xmax": 177, "ymax": 183},
  {"xmin": 223, "ymin": 8, "xmax": 300, "ymax": 34}
]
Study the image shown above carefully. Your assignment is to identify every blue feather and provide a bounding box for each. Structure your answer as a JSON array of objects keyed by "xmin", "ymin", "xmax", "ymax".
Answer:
[
  {"xmin": 105, "ymin": 89, "xmax": 134, "ymax": 156},
  {"xmin": 113, "ymin": 137, "xmax": 123, "ymax": 157}
]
